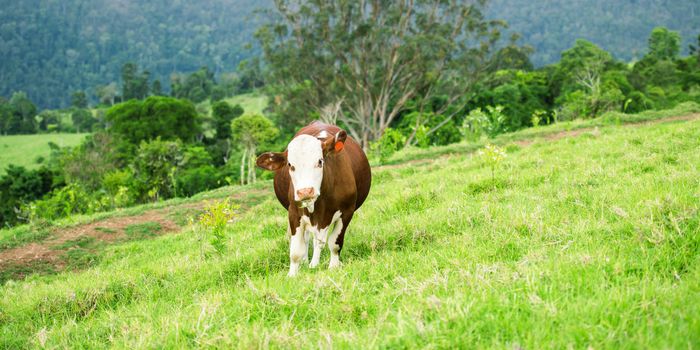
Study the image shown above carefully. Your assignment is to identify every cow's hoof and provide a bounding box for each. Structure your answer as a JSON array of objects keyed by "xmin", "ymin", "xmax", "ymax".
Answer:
[
  {"xmin": 328, "ymin": 259, "xmax": 341, "ymax": 269},
  {"xmin": 309, "ymin": 260, "xmax": 319, "ymax": 268}
]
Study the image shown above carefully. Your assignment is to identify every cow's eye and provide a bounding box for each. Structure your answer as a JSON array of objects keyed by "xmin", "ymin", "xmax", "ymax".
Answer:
[{"xmin": 317, "ymin": 159, "xmax": 323, "ymax": 168}]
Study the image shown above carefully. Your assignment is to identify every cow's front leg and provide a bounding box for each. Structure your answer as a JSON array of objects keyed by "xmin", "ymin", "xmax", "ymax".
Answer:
[
  {"xmin": 309, "ymin": 226, "xmax": 327, "ymax": 268},
  {"xmin": 288, "ymin": 225, "xmax": 307, "ymax": 277}
]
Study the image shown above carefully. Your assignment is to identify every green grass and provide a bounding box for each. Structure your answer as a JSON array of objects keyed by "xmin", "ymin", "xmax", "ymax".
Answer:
[
  {"xmin": 224, "ymin": 92, "xmax": 269, "ymax": 115},
  {"xmin": 1, "ymin": 115, "xmax": 699, "ymax": 348},
  {"xmin": 0, "ymin": 133, "xmax": 88, "ymax": 174}
]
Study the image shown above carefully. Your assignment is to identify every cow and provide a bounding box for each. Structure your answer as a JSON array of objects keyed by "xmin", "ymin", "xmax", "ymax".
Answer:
[{"xmin": 256, "ymin": 121, "xmax": 371, "ymax": 276}]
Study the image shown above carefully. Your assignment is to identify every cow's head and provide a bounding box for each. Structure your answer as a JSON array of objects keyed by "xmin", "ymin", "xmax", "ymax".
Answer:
[{"xmin": 257, "ymin": 129, "xmax": 347, "ymax": 210}]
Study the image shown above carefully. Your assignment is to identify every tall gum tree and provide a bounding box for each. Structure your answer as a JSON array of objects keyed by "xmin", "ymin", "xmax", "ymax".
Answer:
[{"xmin": 258, "ymin": 0, "xmax": 504, "ymax": 149}]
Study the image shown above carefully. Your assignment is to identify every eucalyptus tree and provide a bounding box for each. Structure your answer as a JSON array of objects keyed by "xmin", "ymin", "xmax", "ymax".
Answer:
[{"xmin": 258, "ymin": 0, "xmax": 504, "ymax": 149}]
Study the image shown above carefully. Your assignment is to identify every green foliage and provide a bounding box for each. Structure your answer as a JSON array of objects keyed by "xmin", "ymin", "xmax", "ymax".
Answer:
[
  {"xmin": 0, "ymin": 0, "xmax": 265, "ymax": 108},
  {"xmin": 259, "ymin": 0, "xmax": 504, "ymax": 147},
  {"xmin": 477, "ymin": 144, "xmax": 508, "ymax": 181},
  {"xmin": 487, "ymin": 0, "xmax": 700, "ymax": 65},
  {"xmin": 106, "ymin": 96, "xmax": 201, "ymax": 147},
  {"xmin": 70, "ymin": 91, "xmax": 88, "ymax": 109},
  {"xmin": 0, "ymin": 165, "xmax": 58, "ymax": 227},
  {"xmin": 70, "ymin": 109, "xmax": 96, "ymax": 133},
  {"xmin": 25, "ymin": 184, "xmax": 105, "ymax": 223},
  {"xmin": 131, "ymin": 139, "xmax": 183, "ymax": 201},
  {"xmin": 196, "ymin": 199, "xmax": 238, "ymax": 257},
  {"xmin": 461, "ymin": 106, "xmax": 510, "ymax": 140},
  {"xmin": 121, "ymin": 63, "xmax": 151, "ymax": 101},
  {"xmin": 370, "ymin": 128, "xmax": 406, "ymax": 163},
  {"xmin": 647, "ymin": 27, "xmax": 681, "ymax": 61},
  {"xmin": 212, "ymin": 101, "xmax": 244, "ymax": 141}
]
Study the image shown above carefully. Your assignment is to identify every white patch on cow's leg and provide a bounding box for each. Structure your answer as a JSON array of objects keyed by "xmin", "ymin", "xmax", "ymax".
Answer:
[
  {"xmin": 303, "ymin": 230, "xmax": 311, "ymax": 263},
  {"xmin": 309, "ymin": 225, "xmax": 328, "ymax": 268},
  {"xmin": 327, "ymin": 211, "xmax": 344, "ymax": 269},
  {"xmin": 288, "ymin": 225, "xmax": 307, "ymax": 277}
]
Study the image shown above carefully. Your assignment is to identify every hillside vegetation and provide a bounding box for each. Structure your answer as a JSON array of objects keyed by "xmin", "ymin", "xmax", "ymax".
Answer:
[
  {"xmin": 1, "ymin": 113, "xmax": 698, "ymax": 348},
  {"xmin": 488, "ymin": 0, "xmax": 700, "ymax": 65},
  {"xmin": 2, "ymin": 0, "xmax": 698, "ymax": 108}
]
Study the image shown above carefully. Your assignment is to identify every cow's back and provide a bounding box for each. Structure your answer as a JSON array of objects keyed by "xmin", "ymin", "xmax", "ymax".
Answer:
[{"xmin": 273, "ymin": 121, "xmax": 371, "ymax": 210}]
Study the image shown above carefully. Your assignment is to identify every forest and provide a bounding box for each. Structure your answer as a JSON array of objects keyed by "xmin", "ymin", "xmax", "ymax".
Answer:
[{"xmin": 0, "ymin": 0, "xmax": 698, "ymax": 109}]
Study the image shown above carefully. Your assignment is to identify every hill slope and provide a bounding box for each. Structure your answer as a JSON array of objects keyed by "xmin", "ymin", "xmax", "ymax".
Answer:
[
  {"xmin": 2, "ymin": 0, "xmax": 699, "ymax": 108},
  {"xmin": 487, "ymin": 0, "xmax": 700, "ymax": 65},
  {"xmin": 1, "ymin": 111, "xmax": 699, "ymax": 347}
]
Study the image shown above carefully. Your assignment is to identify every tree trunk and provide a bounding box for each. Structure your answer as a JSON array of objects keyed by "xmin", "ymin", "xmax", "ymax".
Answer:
[{"xmin": 240, "ymin": 148, "xmax": 248, "ymax": 185}]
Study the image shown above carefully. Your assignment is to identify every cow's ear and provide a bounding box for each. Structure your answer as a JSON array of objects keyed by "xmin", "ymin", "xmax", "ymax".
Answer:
[
  {"xmin": 323, "ymin": 130, "xmax": 347, "ymax": 154},
  {"xmin": 256, "ymin": 152, "xmax": 286, "ymax": 171}
]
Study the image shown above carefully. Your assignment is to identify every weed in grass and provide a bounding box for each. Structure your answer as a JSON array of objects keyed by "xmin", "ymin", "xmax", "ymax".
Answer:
[
  {"xmin": 196, "ymin": 198, "xmax": 238, "ymax": 258},
  {"xmin": 477, "ymin": 143, "xmax": 507, "ymax": 182}
]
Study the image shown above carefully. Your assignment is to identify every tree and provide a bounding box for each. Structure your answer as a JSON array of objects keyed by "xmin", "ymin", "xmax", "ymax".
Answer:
[
  {"xmin": 105, "ymin": 96, "xmax": 202, "ymax": 147},
  {"xmin": 71, "ymin": 109, "xmax": 96, "ymax": 132},
  {"xmin": 231, "ymin": 114, "xmax": 278, "ymax": 185},
  {"xmin": 8, "ymin": 91, "xmax": 37, "ymax": 134},
  {"xmin": 0, "ymin": 165, "xmax": 57, "ymax": 227},
  {"xmin": 689, "ymin": 34, "xmax": 700, "ymax": 63},
  {"xmin": 121, "ymin": 62, "xmax": 150, "ymax": 100},
  {"xmin": 258, "ymin": 0, "xmax": 503, "ymax": 149},
  {"xmin": 151, "ymin": 80, "xmax": 163, "ymax": 96},
  {"xmin": 131, "ymin": 139, "xmax": 183, "ymax": 201},
  {"xmin": 96, "ymin": 83, "xmax": 118, "ymax": 106},
  {"xmin": 212, "ymin": 101, "xmax": 244, "ymax": 140},
  {"xmin": 647, "ymin": 27, "xmax": 681, "ymax": 61},
  {"xmin": 71, "ymin": 91, "xmax": 88, "ymax": 108}
]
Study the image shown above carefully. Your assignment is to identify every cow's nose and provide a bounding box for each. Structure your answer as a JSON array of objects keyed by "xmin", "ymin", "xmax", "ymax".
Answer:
[{"xmin": 296, "ymin": 187, "xmax": 315, "ymax": 200}]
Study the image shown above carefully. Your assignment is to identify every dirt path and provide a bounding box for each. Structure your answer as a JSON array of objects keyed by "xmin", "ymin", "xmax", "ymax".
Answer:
[{"xmin": 1, "ymin": 113, "xmax": 698, "ymax": 281}]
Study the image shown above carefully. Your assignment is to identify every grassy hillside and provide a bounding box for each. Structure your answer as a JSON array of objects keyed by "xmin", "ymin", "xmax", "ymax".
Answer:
[
  {"xmin": 224, "ymin": 93, "xmax": 269, "ymax": 115},
  {"xmin": 1, "ymin": 116, "xmax": 699, "ymax": 348},
  {"xmin": 0, "ymin": 133, "xmax": 88, "ymax": 174}
]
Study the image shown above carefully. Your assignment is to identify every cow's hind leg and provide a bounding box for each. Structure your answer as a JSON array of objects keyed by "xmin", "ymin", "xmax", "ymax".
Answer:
[{"xmin": 328, "ymin": 212, "xmax": 353, "ymax": 269}]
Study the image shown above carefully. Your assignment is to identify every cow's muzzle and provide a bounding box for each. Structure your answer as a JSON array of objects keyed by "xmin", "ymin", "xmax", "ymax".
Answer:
[{"xmin": 296, "ymin": 187, "xmax": 315, "ymax": 201}]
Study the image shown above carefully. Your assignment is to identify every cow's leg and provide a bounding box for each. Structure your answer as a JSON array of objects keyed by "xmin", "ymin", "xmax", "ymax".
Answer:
[
  {"xmin": 328, "ymin": 211, "xmax": 353, "ymax": 269},
  {"xmin": 309, "ymin": 226, "xmax": 327, "ymax": 268},
  {"xmin": 288, "ymin": 224, "xmax": 307, "ymax": 277}
]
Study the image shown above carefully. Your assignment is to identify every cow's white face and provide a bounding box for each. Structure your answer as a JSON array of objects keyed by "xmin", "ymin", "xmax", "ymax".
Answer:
[{"xmin": 287, "ymin": 134, "xmax": 325, "ymax": 207}]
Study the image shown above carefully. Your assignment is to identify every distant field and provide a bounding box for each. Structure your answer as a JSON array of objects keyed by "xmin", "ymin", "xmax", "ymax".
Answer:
[
  {"xmin": 0, "ymin": 133, "xmax": 88, "ymax": 174},
  {"xmin": 224, "ymin": 92, "xmax": 269, "ymax": 115}
]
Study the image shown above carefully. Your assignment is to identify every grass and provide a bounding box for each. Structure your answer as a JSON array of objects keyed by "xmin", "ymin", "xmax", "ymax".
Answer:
[
  {"xmin": 224, "ymin": 92, "xmax": 269, "ymax": 115},
  {"xmin": 1, "ymin": 114, "xmax": 699, "ymax": 348},
  {"xmin": 0, "ymin": 133, "xmax": 88, "ymax": 174}
]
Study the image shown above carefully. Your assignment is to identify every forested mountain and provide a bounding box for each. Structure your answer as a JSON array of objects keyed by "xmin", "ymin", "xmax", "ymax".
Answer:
[
  {"xmin": 0, "ymin": 0, "xmax": 267, "ymax": 108},
  {"xmin": 0, "ymin": 0, "xmax": 698, "ymax": 109},
  {"xmin": 488, "ymin": 0, "xmax": 700, "ymax": 65}
]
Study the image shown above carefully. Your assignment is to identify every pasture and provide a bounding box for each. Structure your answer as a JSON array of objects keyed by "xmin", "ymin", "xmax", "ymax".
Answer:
[
  {"xmin": 1, "ymin": 115, "xmax": 699, "ymax": 348},
  {"xmin": 0, "ymin": 133, "xmax": 88, "ymax": 174}
]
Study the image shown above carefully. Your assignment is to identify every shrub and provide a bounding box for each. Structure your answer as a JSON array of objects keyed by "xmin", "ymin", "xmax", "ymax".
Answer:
[
  {"xmin": 370, "ymin": 128, "xmax": 406, "ymax": 163},
  {"xmin": 176, "ymin": 166, "xmax": 221, "ymax": 197}
]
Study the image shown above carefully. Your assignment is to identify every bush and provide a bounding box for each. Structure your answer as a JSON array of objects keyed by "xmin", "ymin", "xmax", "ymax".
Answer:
[
  {"xmin": 131, "ymin": 139, "xmax": 183, "ymax": 201},
  {"xmin": 370, "ymin": 128, "xmax": 406, "ymax": 163},
  {"xmin": 176, "ymin": 166, "xmax": 221, "ymax": 197}
]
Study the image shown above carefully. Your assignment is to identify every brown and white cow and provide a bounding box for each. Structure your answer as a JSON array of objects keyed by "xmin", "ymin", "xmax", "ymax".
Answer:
[{"xmin": 256, "ymin": 121, "xmax": 371, "ymax": 276}]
